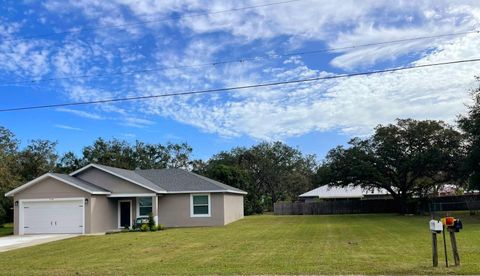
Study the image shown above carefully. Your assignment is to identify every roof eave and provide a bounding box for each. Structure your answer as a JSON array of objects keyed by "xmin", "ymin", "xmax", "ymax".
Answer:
[
  {"xmin": 70, "ymin": 164, "xmax": 165, "ymax": 193},
  {"xmin": 5, "ymin": 173, "xmax": 112, "ymax": 197},
  {"xmin": 183, "ymin": 170, "xmax": 248, "ymax": 194},
  {"xmin": 164, "ymin": 190, "xmax": 247, "ymax": 195}
]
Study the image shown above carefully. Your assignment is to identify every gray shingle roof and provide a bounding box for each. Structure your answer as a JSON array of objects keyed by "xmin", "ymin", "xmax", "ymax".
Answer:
[
  {"xmin": 71, "ymin": 164, "xmax": 246, "ymax": 195},
  {"xmin": 51, "ymin": 173, "xmax": 111, "ymax": 194},
  {"xmin": 7, "ymin": 164, "xmax": 247, "ymax": 197},
  {"xmin": 135, "ymin": 168, "xmax": 247, "ymax": 194},
  {"xmin": 93, "ymin": 164, "xmax": 166, "ymax": 192}
]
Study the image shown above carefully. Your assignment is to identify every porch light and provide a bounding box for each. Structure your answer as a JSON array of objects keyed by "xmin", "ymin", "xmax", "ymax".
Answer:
[
  {"xmin": 14, "ymin": 201, "xmax": 18, "ymax": 207},
  {"xmin": 85, "ymin": 198, "xmax": 89, "ymax": 205}
]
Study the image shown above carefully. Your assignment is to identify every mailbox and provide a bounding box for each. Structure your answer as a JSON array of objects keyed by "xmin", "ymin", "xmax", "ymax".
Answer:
[
  {"xmin": 439, "ymin": 216, "xmax": 463, "ymax": 233},
  {"xmin": 429, "ymin": 219, "xmax": 443, "ymax": 233},
  {"xmin": 441, "ymin": 216, "xmax": 455, "ymax": 226},
  {"xmin": 452, "ymin": 219, "xmax": 463, "ymax": 232},
  {"xmin": 431, "ymin": 216, "xmax": 462, "ymax": 267}
]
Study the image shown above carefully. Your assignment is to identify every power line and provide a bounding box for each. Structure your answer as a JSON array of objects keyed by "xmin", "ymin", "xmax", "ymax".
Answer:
[
  {"xmin": 1, "ymin": 57, "xmax": 479, "ymax": 113},
  {"xmin": 3, "ymin": 29, "xmax": 478, "ymax": 86},
  {"xmin": 2, "ymin": 0, "xmax": 305, "ymax": 42}
]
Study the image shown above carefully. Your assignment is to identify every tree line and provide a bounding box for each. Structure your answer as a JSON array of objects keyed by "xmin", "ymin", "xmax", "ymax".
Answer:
[
  {"xmin": 0, "ymin": 132, "xmax": 317, "ymax": 223},
  {"xmin": 1, "ymin": 79, "xmax": 480, "ymax": 222}
]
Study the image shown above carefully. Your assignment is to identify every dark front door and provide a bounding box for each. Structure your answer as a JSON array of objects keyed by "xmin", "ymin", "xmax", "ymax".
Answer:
[{"xmin": 119, "ymin": 201, "xmax": 131, "ymax": 228}]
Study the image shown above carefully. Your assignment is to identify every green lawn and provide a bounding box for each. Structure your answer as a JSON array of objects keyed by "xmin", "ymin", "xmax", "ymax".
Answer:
[
  {"xmin": 0, "ymin": 223, "xmax": 13, "ymax": 237},
  {"xmin": 0, "ymin": 214, "xmax": 479, "ymax": 275}
]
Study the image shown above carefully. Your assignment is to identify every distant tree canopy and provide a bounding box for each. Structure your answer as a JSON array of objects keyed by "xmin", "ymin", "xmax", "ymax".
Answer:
[
  {"xmin": 4, "ymin": 79, "xmax": 480, "ymax": 221},
  {"xmin": 0, "ymin": 129, "xmax": 59, "ymax": 224},
  {"xmin": 56, "ymin": 138, "xmax": 194, "ymax": 172},
  {"xmin": 197, "ymin": 142, "xmax": 317, "ymax": 214},
  {"xmin": 458, "ymin": 77, "xmax": 480, "ymax": 190},
  {"xmin": 17, "ymin": 140, "xmax": 58, "ymax": 181},
  {"xmin": 316, "ymin": 119, "xmax": 464, "ymax": 212},
  {"xmin": 0, "ymin": 127, "xmax": 20, "ymax": 225},
  {"xmin": 0, "ymin": 135, "xmax": 196, "ymax": 224}
]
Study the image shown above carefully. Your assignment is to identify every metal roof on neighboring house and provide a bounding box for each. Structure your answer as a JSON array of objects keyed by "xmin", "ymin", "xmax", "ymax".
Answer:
[{"xmin": 299, "ymin": 185, "xmax": 389, "ymax": 199}]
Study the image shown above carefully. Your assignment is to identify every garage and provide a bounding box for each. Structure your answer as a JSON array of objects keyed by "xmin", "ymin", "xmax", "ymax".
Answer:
[{"xmin": 20, "ymin": 199, "xmax": 85, "ymax": 235}]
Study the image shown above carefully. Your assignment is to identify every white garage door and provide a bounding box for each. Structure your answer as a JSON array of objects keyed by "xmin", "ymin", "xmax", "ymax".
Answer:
[{"xmin": 22, "ymin": 199, "xmax": 84, "ymax": 234}]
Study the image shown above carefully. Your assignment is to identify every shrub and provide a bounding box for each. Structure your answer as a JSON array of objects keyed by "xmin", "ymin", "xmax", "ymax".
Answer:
[
  {"xmin": 140, "ymin": 224, "xmax": 149, "ymax": 232},
  {"xmin": 157, "ymin": 224, "xmax": 165, "ymax": 231},
  {"xmin": 148, "ymin": 212, "xmax": 155, "ymax": 230},
  {"xmin": 149, "ymin": 225, "xmax": 158, "ymax": 231},
  {"xmin": 0, "ymin": 207, "xmax": 5, "ymax": 226}
]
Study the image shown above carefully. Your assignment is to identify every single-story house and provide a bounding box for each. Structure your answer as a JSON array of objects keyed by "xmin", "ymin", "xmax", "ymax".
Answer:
[
  {"xmin": 5, "ymin": 164, "xmax": 246, "ymax": 235},
  {"xmin": 299, "ymin": 184, "xmax": 391, "ymax": 203}
]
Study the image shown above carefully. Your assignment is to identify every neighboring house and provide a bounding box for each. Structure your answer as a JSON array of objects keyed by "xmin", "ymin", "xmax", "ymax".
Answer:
[
  {"xmin": 437, "ymin": 184, "xmax": 461, "ymax": 197},
  {"xmin": 5, "ymin": 164, "xmax": 246, "ymax": 235},
  {"xmin": 299, "ymin": 185, "xmax": 391, "ymax": 203}
]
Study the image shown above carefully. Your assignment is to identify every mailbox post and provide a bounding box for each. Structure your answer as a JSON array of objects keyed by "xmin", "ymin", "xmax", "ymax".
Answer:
[
  {"xmin": 443, "ymin": 224, "xmax": 448, "ymax": 267},
  {"xmin": 449, "ymin": 228, "xmax": 460, "ymax": 266},
  {"xmin": 429, "ymin": 219, "xmax": 443, "ymax": 267},
  {"xmin": 449, "ymin": 218, "xmax": 462, "ymax": 266},
  {"xmin": 431, "ymin": 231, "xmax": 438, "ymax": 267},
  {"xmin": 430, "ymin": 216, "xmax": 462, "ymax": 268}
]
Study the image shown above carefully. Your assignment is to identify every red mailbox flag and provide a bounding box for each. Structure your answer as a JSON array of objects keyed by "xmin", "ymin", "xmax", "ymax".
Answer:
[{"xmin": 441, "ymin": 217, "xmax": 455, "ymax": 226}]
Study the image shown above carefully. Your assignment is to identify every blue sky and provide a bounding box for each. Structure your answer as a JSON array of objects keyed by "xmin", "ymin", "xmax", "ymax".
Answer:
[{"xmin": 0, "ymin": 0, "xmax": 479, "ymax": 160}]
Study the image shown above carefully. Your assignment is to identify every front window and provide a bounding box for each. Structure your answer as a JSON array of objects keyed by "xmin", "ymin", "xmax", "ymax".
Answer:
[
  {"xmin": 191, "ymin": 194, "xmax": 210, "ymax": 217},
  {"xmin": 138, "ymin": 197, "xmax": 152, "ymax": 216}
]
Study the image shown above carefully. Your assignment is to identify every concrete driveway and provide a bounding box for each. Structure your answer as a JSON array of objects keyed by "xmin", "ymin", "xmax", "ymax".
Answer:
[{"xmin": 0, "ymin": 234, "xmax": 78, "ymax": 252}]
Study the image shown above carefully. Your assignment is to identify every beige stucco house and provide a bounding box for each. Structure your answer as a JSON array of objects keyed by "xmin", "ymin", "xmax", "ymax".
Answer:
[{"xmin": 5, "ymin": 164, "xmax": 246, "ymax": 235}]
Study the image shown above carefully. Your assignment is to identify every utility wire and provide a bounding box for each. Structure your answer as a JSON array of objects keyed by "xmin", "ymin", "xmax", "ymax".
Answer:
[
  {"xmin": 3, "ymin": 29, "xmax": 478, "ymax": 86},
  {"xmin": 1, "ymin": 57, "xmax": 479, "ymax": 113},
  {"xmin": 2, "ymin": 0, "xmax": 304, "ymax": 42}
]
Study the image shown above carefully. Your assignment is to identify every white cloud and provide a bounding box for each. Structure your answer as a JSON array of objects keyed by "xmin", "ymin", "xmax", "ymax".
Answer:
[
  {"xmin": 4, "ymin": 0, "xmax": 480, "ymax": 141},
  {"xmin": 56, "ymin": 108, "xmax": 104, "ymax": 120},
  {"xmin": 54, "ymin": 124, "xmax": 84, "ymax": 131},
  {"xmin": 140, "ymin": 32, "xmax": 480, "ymax": 139},
  {"xmin": 328, "ymin": 24, "xmax": 475, "ymax": 70},
  {"xmin": 120, "ymin": 133, "xmax": 136, "ymax": 138},
  {"xmin": 120, "ymin": 117, "xmax": 155, "ymax": 128},
  {"xmin": 0, "ymin": 34, "xmax": 53, "ymax": 79}
]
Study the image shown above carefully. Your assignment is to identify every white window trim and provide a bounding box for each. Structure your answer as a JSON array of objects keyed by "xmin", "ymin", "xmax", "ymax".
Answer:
[
  {"xmin": 117, "ymin": 200, "xmax": 132, "ymax": 229},
  {"xmin": 190, "ymin": 193, "xmax": 211, "ymax": 218},
  {"xmin": 136, "ymin": 197, "xmax": 153, "ymax": 217},
  {"xmin": 19, "ymin": 197, "xmax": 85, "ymax": 235}
]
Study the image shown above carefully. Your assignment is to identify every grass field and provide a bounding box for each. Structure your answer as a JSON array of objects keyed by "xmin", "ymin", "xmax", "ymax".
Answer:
[
  {"xmin": 0, "ymin": 223, "xmax": 13, "ymax": 237},
  {"xmin": 0, "ymin": 214, "xmax": 479, "ymax": 275}
]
